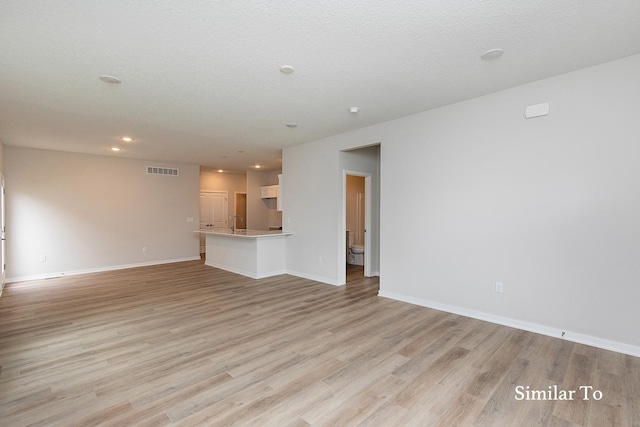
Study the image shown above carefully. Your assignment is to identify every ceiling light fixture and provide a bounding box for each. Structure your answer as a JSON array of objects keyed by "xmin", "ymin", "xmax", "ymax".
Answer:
[
  {"xmin": 349, "ymin": 107, "xmax": 359, "ymax": 113},
  {"xmin": 111, "ymin": 147, "xmax": 121, "ymax": 152},
  {"xmin": 254, "ymin": 164, "xmax": 261, "ymax": 169},
  {"xmin": 218, "ymin": 169, "xmax": 224, "ymax": 173},
  {"xmin": 280, "ymin": 65, "xmax": 294, "ymax": 74},
  {"xmin": 120, "ymin": 136, "xmax": 133, "ymax": 142},
  {"xmin": 99, "ymin": 75, "xmax": 122, "ymax": 84},
  {"xmin": 480, "ymin": 48, "xmax": 504, "ymax": 60},
  {"xmin": 285, "ymin": 123, "xmax": 297, "ymax": 128}
]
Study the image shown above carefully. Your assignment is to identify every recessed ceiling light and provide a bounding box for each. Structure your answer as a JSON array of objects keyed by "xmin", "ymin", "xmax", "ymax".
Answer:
[
  {"xmin": 218, "ymin": 169, "xmax": 224, "ymax": 173},
  {"xmin": 254, "ymin": 164, "xmax": 261, "ymax": 169},
  {"xmin": 349, "ymin": 107, "xmax": 359, "ymax": 113},
  {"xmin": 480, "ymin": 49, "xmax": 504, "ymax": 60},
  {"xmin": 120, "ymin": 136, "xmax": 133, "ymax": 142},
  {"xmin": 99, "ymin": 75, "xmax": 122, "ymax": 84},
  {"xmin": 111, "ymin": 147, "xmax": 121, "ymax": 152},
  {"xmin": 286, "ymin": 123, "xmax": 297, "ymax": 128},
  {"xmin": 280, "ymin": 65, "xmax": 294, "ymax": 74}
]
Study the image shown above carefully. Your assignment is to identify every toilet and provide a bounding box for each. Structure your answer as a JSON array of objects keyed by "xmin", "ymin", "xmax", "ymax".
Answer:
[{"xmin": 347, "ymin": 231, "xmax": 365, "ymax": 266}]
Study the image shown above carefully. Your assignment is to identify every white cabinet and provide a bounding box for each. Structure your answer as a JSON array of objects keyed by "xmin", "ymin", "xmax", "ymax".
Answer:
[
  {"xmin": 260, "ymin": 185, "xmax": 278, "ymax": 199},
  {"xmin": 261, "ymin": 180, "xmax": 282, "ymax": 212}
]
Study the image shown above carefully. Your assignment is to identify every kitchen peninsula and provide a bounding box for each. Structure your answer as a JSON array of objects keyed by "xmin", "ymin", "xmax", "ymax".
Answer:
[{"xmin": 196, "ymin": 229, "xmax": 292, "ymax": 279}]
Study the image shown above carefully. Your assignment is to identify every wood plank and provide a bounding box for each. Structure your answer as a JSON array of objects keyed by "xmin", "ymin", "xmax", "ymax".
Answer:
[{"xmin": 0, "ymin": 260, "xmax": 638, "ymax": 426}]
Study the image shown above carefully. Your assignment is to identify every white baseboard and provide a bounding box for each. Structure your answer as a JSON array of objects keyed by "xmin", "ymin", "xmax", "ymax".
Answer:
[
  {"xmin": 204, "ymin": 261, "xmax": 287, "ymax": 280},
  {"xmin": 378, "ymin": 290, "xmax": 640, "ymax": 358},
  {"xmin": 6, "ymin": 257, "xmax": 202, "ymax": 283},
  {"xmin": 285, "ymin": 269, "xmax": 343, "ymax": 286},
  {"xmin": 200, "ymin": 263, "xmax": 342, "ymax": 285}
]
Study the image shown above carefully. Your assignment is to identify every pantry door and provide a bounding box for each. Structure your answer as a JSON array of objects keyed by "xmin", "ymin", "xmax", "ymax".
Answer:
[
  {"xmin": 200, "ymin": 191, "xmax": 228, "ymax": 230},
  {"xmin": 199, "ymin": 191, "xmax": 228, "ymax": 253}
]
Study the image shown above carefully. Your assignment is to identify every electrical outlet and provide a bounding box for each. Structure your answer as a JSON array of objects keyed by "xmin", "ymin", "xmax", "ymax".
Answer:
[
  {"xmin": 142, "ymin": 246, "xmax": 148, "ymax": 253},
  {"xmin": 318, "ymin": 255, "xmax": 322, "ymax": 263},
  {"xmin": 40, "ymin": 255, "xmax": 47, "ymax": 262},
  {"xmin": 495, "ymin": 282, "xmax": 503, "ymax": 293}
]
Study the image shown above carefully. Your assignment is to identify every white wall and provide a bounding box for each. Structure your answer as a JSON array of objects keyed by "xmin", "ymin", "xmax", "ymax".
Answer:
[
  {"xmin": 200, "ymin": 168, "xmax": 246, "ymax": 194},
  {"xmin": 5, "ymin": 147, "xmax": 200, "ymax": 281},
  {"xmin": 283, "ymin": 54, "xmax": 640, "ymax": 354},
  {"xmin": 283, "ymin": 141, "xmax": 343, "ymax": 284}
]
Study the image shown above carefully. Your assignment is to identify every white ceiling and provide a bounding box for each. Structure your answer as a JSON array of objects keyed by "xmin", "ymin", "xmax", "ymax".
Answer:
[{"xmin": 2, "ymin": 1, "xmax": 640, "ymax": 172}]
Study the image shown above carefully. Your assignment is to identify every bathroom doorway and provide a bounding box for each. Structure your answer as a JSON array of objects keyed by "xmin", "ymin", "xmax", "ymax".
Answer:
[
  {"xmin": 340, "ymin": 143, "xmax": 380, "ymax": 285},
  {"xmin": 344, "ymin": 172, "xmax": 372, "ymax": 279},
  {"xmin": 346, "ymin": 174, "xmax": 366, "ymax": 275}
]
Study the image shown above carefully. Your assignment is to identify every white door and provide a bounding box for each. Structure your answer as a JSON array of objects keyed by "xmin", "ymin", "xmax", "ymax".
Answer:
[
  {"xmin": 200, "ymin": 192, "xmax": 228, "ymax": 229},
  {"xmin": 364, "ymin": 175, "xmax": 372, "ymax": 277},
  {"xmin": 199, "ymin": 192, "xmax": 228, "ymax": 252}
]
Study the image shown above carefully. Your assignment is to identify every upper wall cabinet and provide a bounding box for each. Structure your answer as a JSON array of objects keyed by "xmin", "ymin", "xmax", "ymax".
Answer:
[
  {"xmin": 260, "ymin": 185, "xmax": 278, "ymax": 199},
  {"xmin": 261, "ymin": 181, "xmax": 281, "ymax": 212}
]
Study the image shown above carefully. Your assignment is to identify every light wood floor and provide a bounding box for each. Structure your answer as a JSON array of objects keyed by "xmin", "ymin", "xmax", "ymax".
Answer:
[{"xmin": 1, "ymin": 260, "xmax": 638, "ymax": 426}]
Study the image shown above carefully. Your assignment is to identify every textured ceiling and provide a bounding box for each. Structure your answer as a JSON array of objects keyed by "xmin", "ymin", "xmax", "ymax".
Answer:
[{"xmin": 1, "ymin": 1, "xmax": 640, "ymax": 171}]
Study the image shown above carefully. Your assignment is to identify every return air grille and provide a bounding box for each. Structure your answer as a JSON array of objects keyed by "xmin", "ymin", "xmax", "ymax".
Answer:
[{"xmin": 146, "ymin": 166, "xmax": 179, "ymax": 176}]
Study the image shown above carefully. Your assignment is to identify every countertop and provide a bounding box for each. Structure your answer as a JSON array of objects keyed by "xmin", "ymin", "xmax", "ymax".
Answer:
[{"xmin": 195, "ymin": 228, "xmax": 292, "ymax": 238}]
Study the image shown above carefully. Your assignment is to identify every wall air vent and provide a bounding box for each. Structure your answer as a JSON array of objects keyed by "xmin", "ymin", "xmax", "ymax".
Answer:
[{"xmin": 146, "ymin": 166, "xmax": 179, "ymax": 176}]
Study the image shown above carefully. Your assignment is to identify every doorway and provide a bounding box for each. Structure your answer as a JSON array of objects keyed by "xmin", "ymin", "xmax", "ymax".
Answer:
[
  {"xmin": 344, "ymin": 171, "xmax": 373, "ymax": 279},
  {"xmin": 346, "ymin": 174, "xmax": 366, "ymax": 275},
  {"xmin": 234, "ymin": 192, "xmax": 247, "ymax": 230},
  {"xmin": 340, "ymin": 143, "xmax": 380, "ymax": 285}
]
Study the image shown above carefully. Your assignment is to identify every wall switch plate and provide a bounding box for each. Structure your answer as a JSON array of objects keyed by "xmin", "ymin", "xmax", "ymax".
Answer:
[
  {"xmin": 142, "ymin": 246, "xmax": 148, "ymax": 253},
  {"xmin": 495, "ymin": 282, "xmax": 503, "ymax": 293},
  {"xmin": 40, "ymin": 255, "xmax": 46, "ymax": 262},
  {"xmin": 186, "ymin": 217, "xmax": 194, "ymax": 223}
]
